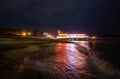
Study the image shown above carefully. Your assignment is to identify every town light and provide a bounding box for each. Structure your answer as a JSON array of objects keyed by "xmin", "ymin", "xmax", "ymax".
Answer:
[
  {"xmin": 48, "ymin": 34, "xmax": 51, "ymax": 38},
  {"xmin": 92, "ymin": 36, "xmax": 97, "ymax": 39},
  {"xmin": 28, "ymin": 32, "xmax": 32, "ymax": 35},
  {"xmin": 22, "ymin": 32, "xmax": 27, "ymax": 36}
]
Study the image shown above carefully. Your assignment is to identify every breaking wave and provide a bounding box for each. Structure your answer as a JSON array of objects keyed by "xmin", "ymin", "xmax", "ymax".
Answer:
[{"xmin": 76, "ymin": 42, "xmax": 120, "ymax": 79}]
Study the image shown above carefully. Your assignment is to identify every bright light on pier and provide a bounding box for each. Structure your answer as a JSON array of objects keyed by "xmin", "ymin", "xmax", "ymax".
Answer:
[{"xmin": 56, "ymin": 30, "xmax": 89, "ymax": 39}]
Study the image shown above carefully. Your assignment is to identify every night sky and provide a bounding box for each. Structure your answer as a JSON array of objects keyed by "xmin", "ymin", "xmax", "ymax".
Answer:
[{"xmin": 0, "ymin": 0, "xmax": 119, "ymax": 37}]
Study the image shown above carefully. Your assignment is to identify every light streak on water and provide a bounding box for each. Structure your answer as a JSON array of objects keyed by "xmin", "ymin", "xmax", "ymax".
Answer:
[{"xmin": 22, "ymin": 41, "xmax": 101, "ymax": 79}]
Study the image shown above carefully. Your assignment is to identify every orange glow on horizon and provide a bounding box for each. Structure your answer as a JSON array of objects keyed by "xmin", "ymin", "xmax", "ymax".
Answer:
[{"xmin": 22, "ymin": 32, "xmax": 27, "ymax": 36}]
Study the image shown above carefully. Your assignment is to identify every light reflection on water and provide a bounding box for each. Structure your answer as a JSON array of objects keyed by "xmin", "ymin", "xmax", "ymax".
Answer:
[
  {"xmin": 22, "ymin": 41, "xmax": 98, "ymax": 79},
  {"xmin": 54, "ymin": 43, "xmax": 88, "ymax": 71}
]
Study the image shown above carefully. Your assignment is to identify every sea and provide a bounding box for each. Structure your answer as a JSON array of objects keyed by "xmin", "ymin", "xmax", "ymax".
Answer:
[
  {"xmin": 0, "ymin": 38, "xmax": 120, "ymax": 79},
  {"xmin": 89, "ymin": 38, "xmax": 120, "ymax": 69}
]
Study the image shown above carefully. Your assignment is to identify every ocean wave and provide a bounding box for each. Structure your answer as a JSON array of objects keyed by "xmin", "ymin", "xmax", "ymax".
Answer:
[{"xmin": 76, "ymin": 43, "xmax": 120, "ymax": 79}]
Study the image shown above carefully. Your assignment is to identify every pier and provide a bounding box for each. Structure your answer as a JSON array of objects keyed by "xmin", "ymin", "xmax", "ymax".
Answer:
[{"xmin": 56, "ymin": 30, "xmax": 90, "ymax": 41}]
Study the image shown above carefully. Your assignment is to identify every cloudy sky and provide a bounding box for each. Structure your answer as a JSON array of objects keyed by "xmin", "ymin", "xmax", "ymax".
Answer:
[{"xmin": 0, "ymin": 0, "xmax": 119, "ymax": 36}]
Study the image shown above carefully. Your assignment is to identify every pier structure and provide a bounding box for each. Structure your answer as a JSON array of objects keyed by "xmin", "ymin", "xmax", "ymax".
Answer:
[{"xmin": 56, "ymin": 30, "xmax": 90, "ymax": 41}]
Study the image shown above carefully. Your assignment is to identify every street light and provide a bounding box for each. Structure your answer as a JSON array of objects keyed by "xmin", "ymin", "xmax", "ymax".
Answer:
[
  {"xmin": 28, "ymin": 32, "xmax": 32, "ymax": 35},
  {"xmin": 22, "ymin": 32, "xmax": 27, "ymax": 36}
]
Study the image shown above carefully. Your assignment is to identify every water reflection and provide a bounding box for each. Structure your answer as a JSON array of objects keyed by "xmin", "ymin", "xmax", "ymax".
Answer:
[
  {"xmin": 53, "ymin": 42, "xmax": 90, "ymax": 78},
  {"xmin": 90, "ymin": 40, "xmax": 96, "ymax": 50},
  {"xmin": 23, "ymin": 41, "xmax": 97, "ymax": 79}
]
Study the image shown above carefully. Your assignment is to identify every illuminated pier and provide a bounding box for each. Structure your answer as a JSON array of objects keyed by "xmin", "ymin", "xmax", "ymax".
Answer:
[{"xmin": 56, "ymin": 30, "xmax": 90, "ymax": 41}]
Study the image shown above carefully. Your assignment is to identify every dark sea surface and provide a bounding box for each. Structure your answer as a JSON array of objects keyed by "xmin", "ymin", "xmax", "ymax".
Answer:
[{"xmin": 89, "ymin": 38, "xmax": 120, "ymax": 69}]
